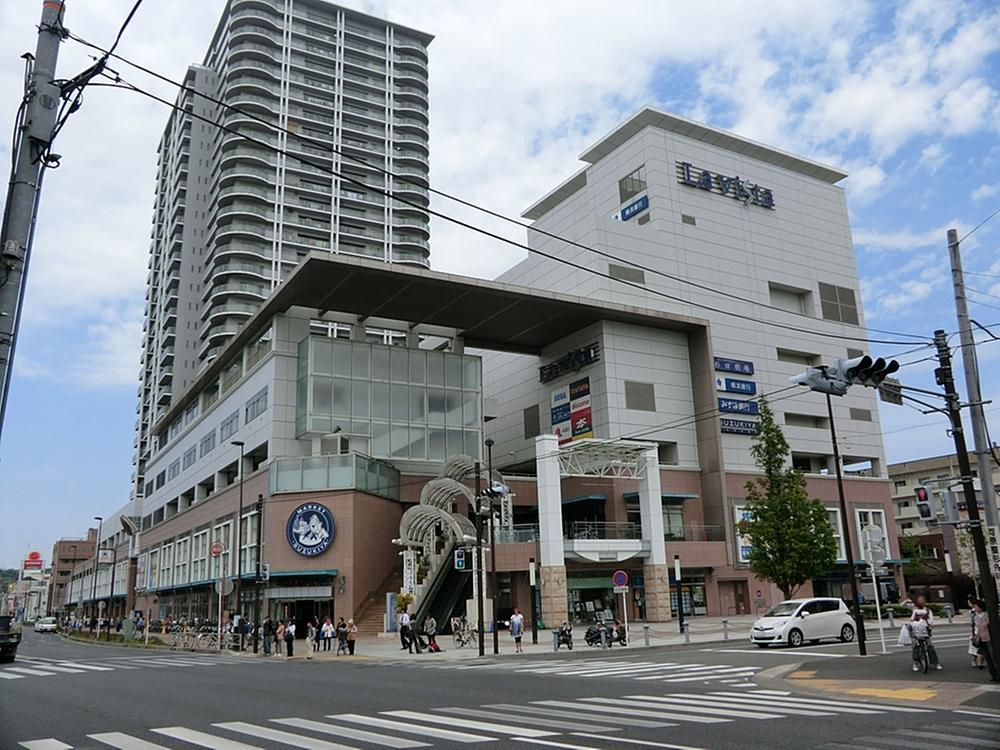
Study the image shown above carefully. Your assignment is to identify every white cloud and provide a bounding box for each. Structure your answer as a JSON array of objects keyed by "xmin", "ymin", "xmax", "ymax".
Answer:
[
  {"xmin": 972, "ymin": 183, "xmax": 999, "ymax": 201},
  {"xmin": 11, "ymin": 355, "xmax": 51, "ymax": 380},
  {"xmin": 853, "ymin": 221, "xmax": 963, "ymax": 252},
  {"xmin": 70, "ymin": 305, "xmax": 144, "ymax": 388},
  {"xmin": 918, "ymin": 143, "xmax": 946, "ymax": 172}
]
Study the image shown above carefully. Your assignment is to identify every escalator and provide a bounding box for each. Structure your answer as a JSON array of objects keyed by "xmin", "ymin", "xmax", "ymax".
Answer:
[{"xmin": 413, "ymin": 544, "xmax": 472, "ymax": 633}]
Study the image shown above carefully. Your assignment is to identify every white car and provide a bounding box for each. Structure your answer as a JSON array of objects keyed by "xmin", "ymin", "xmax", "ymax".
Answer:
[
  {"xmin": 750, "ymin": 597, "xmax": 855, "ymax": 648},
  {"xmin": 33, "ymin": 617, "xmax": 58, "ymax": 634}
]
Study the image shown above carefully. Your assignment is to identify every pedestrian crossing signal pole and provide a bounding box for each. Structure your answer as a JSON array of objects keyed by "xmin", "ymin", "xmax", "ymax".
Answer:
[{"xmin": 474, "ymin": 461, "xmax": 485, "ymax": 657}]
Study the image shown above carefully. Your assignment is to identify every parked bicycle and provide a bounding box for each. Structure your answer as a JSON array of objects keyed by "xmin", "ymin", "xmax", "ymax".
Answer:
[{"xmin": 451, "ymin": 616, "xmax": 478, "ymax": 649}]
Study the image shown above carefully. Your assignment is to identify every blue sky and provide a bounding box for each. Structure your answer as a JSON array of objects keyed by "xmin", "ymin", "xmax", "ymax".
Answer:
[{"xmin": 1, "ymin": 0, "xmax": 999, "ymax": 567}]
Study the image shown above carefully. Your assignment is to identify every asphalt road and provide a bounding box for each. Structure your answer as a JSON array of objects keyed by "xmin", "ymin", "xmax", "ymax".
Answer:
[{"xmin": 3, "ymin": 629, "xmax": 998, "ymax": 750}]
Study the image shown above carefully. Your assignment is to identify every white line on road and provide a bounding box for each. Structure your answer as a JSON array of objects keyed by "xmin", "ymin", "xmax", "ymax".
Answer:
[
  {"xmin": 534, "ymin": 700, "xmax": 727, "ymax": 724},
  {"xmin": 573, "ymin": 733, "xmax": 708, "ymax": 750},
  {"xmin": 710, "ymin": 691, "xmax": 933, "ymax": 713},
  {"xmin": 636, "ymin": 694, "xmax": 832, "ymax": 717},
  {"xmin": 434, "ymin": 707, "xmax": 618, "ymax": 733},
  {"xmin": 682, "ymin": 692, "xmax": 880, "ymax": 715},
  {"xmin": 333, "ymin": 714, "xmax": 495, "ymax": 743},
  {"xmin": 954, "ymin": 710, "xmax": 1000, "ymax": 719},
  {"xmin": 88, "ymin": 732, "xmax": 171, "ymax": 749},
  {"xmin": 271, "ymin": 717, "xmax": 430, "ymax": 748},
  {"xmin": 214, "ymin": 722, "xmax": 355, "ymax": 749},
  {"xmin": 0, "ymin": 671, "xmax": 25, "ymax": 679},
  {"xmin": 709, "ymin": 648, "xmax": 847, "ymax": 658},
  {"xmin": 659, "ymin": 669, "xmax": 760, "ymax": 683},
  {"xmin": 382, "ymin": 710, "xmax": 555, "ymax": 737},
  {"xmin": 6, "ymin": 667, "xmax": 57, "ymax": 677},
  {"xmin": 633, "ymin": 664, "xmax": 736, "ymax": 680},
  {"xmin": 511, "ymin": 738, "xmax": 603, "ymax": 750},
  {"xmin": 484, "ymin": 703, "xmax": 673, "ymax": 728},
  {"xmin": 18, "ymin": 741, "xmax": 72, "ymax": 750},
  {"xmin": 18, "ymin": 663, "xmax": 85, "ymax": 674},
  {"xmin": 152, "ymin": 727, "xmax": 264, "ymax": 749},
  {"xmin": 56, "ymin": 662, "xmax": 115, "ymax": 671},
  {"xmin": 579, "ymin": 696, "xmax": 783, "ymax": 720}
]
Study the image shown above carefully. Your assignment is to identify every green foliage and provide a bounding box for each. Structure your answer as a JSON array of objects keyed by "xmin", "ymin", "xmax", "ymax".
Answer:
[
  {"xmin": 897, "ymin": 534, "xmax": 929, "ymax": 578},
  {"xmin": 741, "ymin": 399, "xmax": 838, "ymax": 600},
  {"xmin": 396, "ymin": 592, "xmax": 414, "ymax": 613}
]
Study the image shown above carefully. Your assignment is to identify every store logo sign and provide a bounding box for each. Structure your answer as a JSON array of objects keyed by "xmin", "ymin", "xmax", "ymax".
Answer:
[
  {"xmin": 286, "ymin": 502, "xmax": 335, "ymax": 557},
  {"xmin": 620, "ymin": 194, "xmax": 649, "ymax": 221},
  {"xmin": 539, "ymin": 343, "xmax": 600, "ymax": 383},
  {"xmin": 678, "ymin": 161, "xmax": 775, "ymax": 209},
  {"xmin": 719, "ymin": 398, "xmax": 759, "ymax": 416}
]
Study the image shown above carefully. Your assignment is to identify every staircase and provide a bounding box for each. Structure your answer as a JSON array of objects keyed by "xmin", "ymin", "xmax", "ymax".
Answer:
[{"xmin": 353, "ymin": 570, "xmax": 402, "ymax": 636}]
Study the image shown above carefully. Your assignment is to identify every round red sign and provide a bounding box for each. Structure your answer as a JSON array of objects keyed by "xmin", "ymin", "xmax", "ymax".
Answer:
[
  {"xmin": 210, "ymin": 542, "xmax": 226, "ymax": 558},
  {"xmin": 611, "ymin": 570, "xmax": 629, "ymax": 587},
  {"xmin": 27, "ymin": 551, "xmax": 41, "ymax": 560}
]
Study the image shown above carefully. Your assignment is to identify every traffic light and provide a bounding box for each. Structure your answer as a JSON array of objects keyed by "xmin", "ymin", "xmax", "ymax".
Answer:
[
  {"xmin": 840, "ymin": 355, "xmax": 900, "ymax": 387},
  {"xmin": 938, "ymin": 490, "xmax": 960, "ymax": 524},
  {"xmin": 454, "ymin": 547, "xmax": 466, "ymax": 571},
  {"xmin": 914, "ymin": 486, "xmax": 933, "ymax": 520}
]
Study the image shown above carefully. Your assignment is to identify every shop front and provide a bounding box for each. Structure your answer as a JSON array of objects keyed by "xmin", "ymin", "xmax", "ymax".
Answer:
[
  {"xmin": 668, "ymin": 570, "xmax": 709, "ymax": 618},
  {"xmin": 566, "ymin": 570, "xmax": 644, "ymax": 624}
]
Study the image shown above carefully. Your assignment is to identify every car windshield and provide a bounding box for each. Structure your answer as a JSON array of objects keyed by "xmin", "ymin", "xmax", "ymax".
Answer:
[
  {"xmin": 40, "ymin": 618, "xmax": 56, "ymax": 624},
  {"xmin": 764, "ymin": 602, "xmax": 801, "ymax": 617}
]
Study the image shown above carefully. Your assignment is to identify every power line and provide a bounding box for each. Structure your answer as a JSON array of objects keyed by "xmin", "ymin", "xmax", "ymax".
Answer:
[
  {"xmin": 89, "ymin": 71, "xmax": 928, "ymax": 351},
  {"xmin": 959, "ymin": 205, "xmax": 1000, "ymax": 244},
  {"xmin": 966, "ymin": 269, "xmax": 1000, "ymax": 281},
  {"xmin": 968, "ymin": 287, "xmax": 1000, "ymax": 302}
]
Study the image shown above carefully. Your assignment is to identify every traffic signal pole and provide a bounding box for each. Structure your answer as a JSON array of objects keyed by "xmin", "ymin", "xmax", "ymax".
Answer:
[
  {"xmin": 933, "ymin": 329, "xmax": 1000, "ymax": 678},
  {"xmin": 826, "ymin": 393, "xmax": 867, "ymax": 656}
]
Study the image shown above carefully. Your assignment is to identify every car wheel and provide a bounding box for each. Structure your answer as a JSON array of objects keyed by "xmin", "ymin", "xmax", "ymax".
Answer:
[
  {"xmin": 787, "ymin": 628, "xmax": 804, "ymax": 647},
  {"xmin": 839, "ymin": 624, "xmax": 855, "ymax": 643}
]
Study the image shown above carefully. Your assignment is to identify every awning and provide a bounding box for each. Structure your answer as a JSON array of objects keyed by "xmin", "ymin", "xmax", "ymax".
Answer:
[
  {"xmin": 562, "ymin": 494, "xmax": 607, "ymax": 506},
  {"xmin": 624, "ymin": 492, "xmax": 699, "ymax": 505}
]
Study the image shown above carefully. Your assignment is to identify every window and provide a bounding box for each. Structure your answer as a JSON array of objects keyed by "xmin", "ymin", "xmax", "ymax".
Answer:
[
  {"xmin": 847, "ymin": 348, "xmax": 864, "ymax": 359},
  {"xmin": 239, "ymin": 512, "xmax": 260, "ymax": 575},
  {"xmin": 199, "ymin": 430, "xmax": 215, "ymax": 458},
  {"xmin": 155, "ymin": 471, "xmax": 166, "ymax": 489},
  {"xmin": 182, "ymin": 445, "xmax": 197, "ymax": 469},
  {"xmin": 210, "ymin": 522, "xmax": 232, "ymax": 579},
  {"xmin": 174, "ymin": 537, "xmax": 189, "ymax": 585},
  {"xmin": 827, "ymin": 508, "xmax": 846, "ymax": 559},
  {"xmin": 637, "ymin": 214, "xmax": 651, "ymax": 226},
  {"xmin": 894, "ymin": 480, "xmax": 906, "ymax": 490},
  {"xmin": 855, "ymin": 508, "xmax": 887, "ymax": 561},
  {"xmin": 220, "ymin": 410, "xmax": 239, "ymax": 441},
  {"xmin": 618, "ymin": 165, "xmax": 646, "ymax": 203},
  {"xmin": 681, "ymin": 214, "xmax": 696, "ymax": 226},
  {"xmin": 246, "ymin": 387, "xmax": 268, "ymax": 421},
  {"xmin": 850, "ymin": 408, "xmax": 873, "ymax": 422},
  {"xmin": 776, "ymin": 348, "xmax": 820, "ymax": 366},
  {"xmin": 624, "ymin": 381, "xmax": 656, "ymax": 411},
  {"xmin": 608, "ymin": 263, "xmax": 645, "ymax": 284},
  {"xmin": 768, "ymin": 283, "xmax": 810, "ymax": 315},
  {"xmin": 191, "ymin": 530, "xmax": 208, "ymax": 582},
  {"xmin": 901, "ymin": 521, "xmax": 913, "ymax": 530},
  {"xmin": 663, "ymin": 506, "xmax": 685, "ymax": 540},
  {"xmin": 160, "ymin": 544, "xmax": 173, "ymax": 588},
  {"xmin": 523, "ymin": 404, "xmax": 539, "ymax": 440},
  {"xmin": 784, "ymin": 413, "xmax": 826, "ymax": 429},
  {"xmin": 818, "ymin": 283, "xmax": 859, "ymax": 325},
  {"xmin": 184, "ymin": 402, "xmax": 199, "ymax": 425},
  {"xmin": 167, "ymin": 459, "xmax": 181, "ymax": 480}
]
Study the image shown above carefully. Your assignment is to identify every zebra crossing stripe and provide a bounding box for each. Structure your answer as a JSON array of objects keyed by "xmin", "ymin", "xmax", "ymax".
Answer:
[
  {"xmin": 885, "ymin": 729, "xmax": 999, "ymax": 747},
  {"xmin": 19, "ymin": 663, "xmax": 85, "ymax": 674},
  {"xmin": 55, "ymin": 662, "xmax": 115, "ymax": 671},
  {"xmin": 381, "ymin": 710, "xmax": 556, "ymax": 737},
  {"xmin": 214, "ymin": 721, "xmax": 354, "ymax": 749},
  {"xmin": 559, "ymin": 662, "xmax": 679, "ymax": 676},
  {"xmin": 18, "ymin": 740, "xmax": 72, "ymax": 749},
  {"xmin": 88, "ymin": 732, "xmax": 170, "ymax": 749},
  {"xmin": 687, "ymin": 692, "xmax": 881, "ymax": 715},
  {"xmin": 659, "ymin": 669, "xmax": 760, "ymax": 683},
  {"xmin": 333, "ymin": 714, "xmax": 496, "ymax": 743},
  {"xmin": 0, "ymin": 671, "xmax": 25, "ymax": 679},
  {"xmin": 434, "ymin": 707, "xmax": 620, "ymax": 733},
  {"xmin": 633, "ymin": 664, "xmax": 734, "ymax": 680},
  {"xmin": 510, "ymin": 738, "xmax": 602, "ymax": 750},
  {"xmin": 485, "ymin": 703, "xmax": 675, "ymax": 728},
  {"xmin": 520, "ymin": 661, "xmax": 635, "ymax": 674},
  {"xmin": 579, "ymin": 696, "xmax": 783, "ymax": 721},
  {"xmin": 572, "ymin": 734, "xmax": 709, "ymax": 750},
  {"xmin": 6, "ymin": 667, "xmax": 56, "ymax": 677},
  {"xmin": 644, "ymin": 694, "xmax": 833, "ymax": 717},
  {"xmin": 534, "ymin": 700, "xmax": 727, "ymax": 724},
  {"xmin": 270, "ymin": 718, "xmax": 430, "ymax": 748},
  {"xmin": 152, "ymin": 726, "xmax": 263, "ymax": 749},
  {"xmin": 710, "ymin": 691, "xmax": 933, "ymax": 713}
]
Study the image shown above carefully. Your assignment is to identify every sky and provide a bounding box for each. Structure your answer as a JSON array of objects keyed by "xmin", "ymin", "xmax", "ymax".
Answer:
[{"xmin": 1, "ymin": 0, "xmax": 999, "ymax": 568}]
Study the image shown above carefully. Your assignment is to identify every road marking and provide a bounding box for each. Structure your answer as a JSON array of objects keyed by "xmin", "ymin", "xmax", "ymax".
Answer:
[
  {"xmin": 18, "ymin": 741, "xmax": 72, "ymax": 750},
  {"xmin": 745, "ymin": 689, "xmax": 791, "ymax": 696},
  {"xmin": 88, "ymin": 732, "xmax": 171, "ymax": 749},
  {"xmin": 639, "ymin": 694, "xmax": 833, "ymax": 717},
  {"xmin": 659, "ymin": 669, "xmax": 760, "ymax": 683},
  {"xmin": 152, "ymin": 727, "xmax": 263, "ymax": 749},
  {"xmin": 711, "ymin": 691, "xmax": 933, "ymax": 713},
  {"xmin": 954, "ymin": 711, "xmax": 1000, "ymax": 720},
  {"xmin": 214, "ymin": 722, "xmax": 355, "ymax": 749},
  {"xmin": 886, "ymin": 729, "xmax": 999, "ymax": 747},
  {"xmin": 517, "ymin": 661, "xmax": 635, "ymax": 674},
  {"xmin": 556, "ymin": 662, "xmax": 674, "ymax": 676},
  {"xmin": 573, "ymin": 734, "xmax": 708, "ymax": 750},
  {"xmin": 511, "ymin": 739, "xmax": 602, "ymax": 750},
  {"xmin": 711, "ymin": 648, "xmax": 848, "ymax": 658},
  {"xmin": 434, "ymin": 707, "xmax": 618, "ymax": 733},
  {"xmin": 6, "ymin": 667, "xmax": 57, "ymax": 677},
  {"xmin": 18, "ymin": 663, "xmax": 85, "ymax": 674},
  {"xmin": 0, "ymin": 671, "xmax": 25, "ymax": 679},
  {"xmin": 485, "ymin": 703, "xmax": 673, "ymax": 728},
  {"xmin": 333, "ymin": 714, "xmax": 495, "ymax": 743},
  {"xmin": 534, "ymin": 700, "xmax": 727, "ymax": 724},
  {"xmin": 271, "ymin": 718, "xmax": 430, "ymax": 748},
  {"xmin": 56, "ymin": 662, "xmax": 115, "ymax": 671},
  {"xmin": 579, "ymin": 696, "xmax": 782, "ymax": 720},
  {"xmin": 382, "ymin": 710, "xmax": 555, "ymax": 737},
  {"xmin": 846, "ymin": 687, "xmax": 937, "ymax": 701},
  {"xmin": 633, "ymin": 664, "xmax": 735, "ymax": 680}
]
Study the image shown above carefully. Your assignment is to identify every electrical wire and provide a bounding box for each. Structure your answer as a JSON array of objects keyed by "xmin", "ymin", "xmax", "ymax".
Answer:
[
  {"xmin": 88, "ymin": 73, "xmax": 928, "ymax": 351},
  {"xmin": 958, "ymin": 205, "xmax": 1000, "ymax": 244},
  {"xmin": 966, "ymin": 270, "xmax": 1000, "ymax": 282}
]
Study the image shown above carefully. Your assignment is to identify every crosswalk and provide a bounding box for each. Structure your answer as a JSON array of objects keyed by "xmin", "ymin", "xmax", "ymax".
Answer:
[
  {"xmin": 372, "ymin": 657, "xmax": 764, "ymax": 685},
  {"xmin": 1, "ymin": 653, "xmax": 248, "ymax": 681},
  {"xmin": 816, "ymin": 712, "xmax": 1000, "ymax": 750},
  {"xmin": 18, "ymin": 688, "xmax": 937, "ymax": 749}
]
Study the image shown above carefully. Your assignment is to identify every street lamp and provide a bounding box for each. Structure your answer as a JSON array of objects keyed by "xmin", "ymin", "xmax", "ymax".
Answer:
[
  {"xmin": 68, "ymin": 544, "xmax": 77, "ymax": 619},
  {"xmin": 231, "ymin": 440, "xmax": 246, "ymax": 648},
  {"xmin": 485, "ymin": 438, "xmax": 499, "ymax": 656},
  {"xmin": 91, "ymin": 516, "xmax": 103, "ymax": 636}
]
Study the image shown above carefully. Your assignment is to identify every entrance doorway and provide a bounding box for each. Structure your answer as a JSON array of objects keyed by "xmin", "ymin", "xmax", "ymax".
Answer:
[
  {"xmin": 272, "ymin": 599, "xmax": 336, "ymax": 637},
  {"xmin": 719, "ymin": 580, "xmax": 750, "ymax": 616}
]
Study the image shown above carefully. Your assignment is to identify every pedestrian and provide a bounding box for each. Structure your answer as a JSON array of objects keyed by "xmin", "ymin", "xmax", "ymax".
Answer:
[
  {"xmin": 285, "ymin": 620, "xmax": 296, "ymax": 657},
  {"xmin": 275, "ymin": 620, "xmax": 285, "ymax": 656},
  {"xmin": 336, "ymin": 617, "xmax": 348, "ymax": 655},
  {"xmin": 908, "ymin": 594, "xmax": 942, "ymax": 671},
  {"xmin": 322, "ymin": 617, "xmax": 334, "ymax": 651},
  {"xmin": 968, "ymin": 596, "xmax": 984, "ymax": 669},
  {"xmin": 305, "ymin": 621, "xmax": 316, "ymax": 660},
  {"xmin": 972, "ymin": 599, "xmax": 1000, "ymax": 682},
  {"xmin": 398, "ymin": 610, "xmax": 411, "ymax": 651},
  {"xmin": 424, "ymin": 615, "xmax": 439, "ymax": 652},
  {"xmin": 262, "ymin": 616, "xmax": 273, "ymax": 656},
  {"xmin": 347, "ymin": 618, "xmax": 358, "ymax": 655},
  {"xmin": 510, "ymin": 607, "xmax": 524, "ymax": 653}
]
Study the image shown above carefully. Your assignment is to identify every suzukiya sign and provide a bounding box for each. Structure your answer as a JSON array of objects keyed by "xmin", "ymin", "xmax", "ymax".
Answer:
[
  {"xmin": 678, "ymin": 161, "xmax": 775, "ymax": 209},
  {"xmin": 286, "ymin": 502, "xmax": 335, "ymax": 556}
]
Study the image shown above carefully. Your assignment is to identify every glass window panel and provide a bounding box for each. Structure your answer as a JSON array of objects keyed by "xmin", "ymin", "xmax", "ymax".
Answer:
[
  {"xmin": 303, "ymin": 456, "xmax": 326, "ymax": 488},
  {"xmin": 463, "ymin": 392, "xmax": 479, "ymax": 427},
  {"xmin": 445, "ymin": 390, "xmax": 463, "ymax": 425},
  {"xmin": 372, "ymin": 421, "xmax": 390, "ymax": 456},
  {"xmin": 445, "ymin": 354, "xmax": 463, "ymax": 389},
  {"xmin": 390, "ymin": 423, "xmax": 409, "ymax": 457},
  {"xmin": 276, "ymin": 461, "xmax": 302, "ymax": 491},
  {"xmin": 297, "ymin": 338, "xmax": 309, "ymax": 378},
  {"xmin": 410, "ymin": 426, "xmax": 426, "ymax": 460},
  {"xmin": 329, "ymin": 455, "xmax": 352, "ymax": 487},
  {"xmin": 390, "ymin": 346, "xmax": 408, "ymax": 383},
  {"xmin": 427, "ymin": 389, "xmax": 446, "ymax": 425},
  {"xmin": 446, "ymin": 429, "xmax": 464, "ymax": 456},
  {"xmin": 352, "ymin": 344, "xmax": 370, "ymax": 379},
  {"xmin": 371, "ymin": 345, "xmax": 390, "ymax": 381},
  {"xmin": 311, "ymin": 375, "xmax": 332, "ymax": 415},
  {"xmin": 333, "ymin": 379, "xmax": 351, "ymax": 416},
  {"xmin": 310, "ymin": 414, "xmax": 331, "ymax": 433},
  {"xmin": 352, "ymin": 380, "xmax": 370, "ymax": 417},
  {"xmin": 409, "ymin": 350, "xmax": 426, "ymax": 384},
  {"xmin": 427, "ymin": 351, "xmax": 444, "ymax": 386},
  {"xmin": 409, "ymin": 386, "xmax": 426, "ymax": 422},
  {"xmin": 333, "ymin": 341, "xmax": 352, "ymax": 377},
  {"xmin": 428, "ymin": 428, "xmax": 446, "ymax": 460},
  {"xmin": 463, "ymin": 356, "xmax": 481, "ymax": 389},
  {"xmin": 373, "ymin": 383, "xmax": 390, "ymax": 419},
  {"xmin": 464, "ymin": 430, "xmax": 480, "ymax": 458},
  {"xmin": 351, "ymin": 419, "xmax": 370, "ymax": 435},
  {"xmin": 391, "ymin": 384, "xmax": 408, "ymax": 420},
  {"xmin": 312, "ymin": 338, "xmax": 333, "ymax": 375}
]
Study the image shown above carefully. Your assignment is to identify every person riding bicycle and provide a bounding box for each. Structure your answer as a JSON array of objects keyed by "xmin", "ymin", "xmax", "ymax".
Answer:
[{"xmin": 907, "ymin": 594, "xmax": 942, "ymax": 671}]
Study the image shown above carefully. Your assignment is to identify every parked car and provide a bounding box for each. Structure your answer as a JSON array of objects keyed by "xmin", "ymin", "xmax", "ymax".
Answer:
[
  {"xmin": 0, "ymin": 615, "xmax": 21, "ymax": 661},
  {"xmin": 750, "ymin": 597, "xmax": 855, "ymax": 648},
  {"xmin": 34, "ymin": 616, "xmax": 58, "ymax": 633}
]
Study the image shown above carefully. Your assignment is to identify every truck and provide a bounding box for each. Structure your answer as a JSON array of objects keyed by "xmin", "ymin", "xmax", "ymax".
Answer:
[{"xmin": 0, "ymin": 615, "xmax": 22, "ymax": 662}]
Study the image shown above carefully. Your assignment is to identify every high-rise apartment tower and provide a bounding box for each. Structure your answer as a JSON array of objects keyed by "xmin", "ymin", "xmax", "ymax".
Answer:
[{"xmin": 133, "ymin": 0, "xmax": 432, "ymax": 499}]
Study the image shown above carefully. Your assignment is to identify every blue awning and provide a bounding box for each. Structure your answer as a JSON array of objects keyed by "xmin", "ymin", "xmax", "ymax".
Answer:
[
  {"xmin": 623, "ymin": 492, "xmax": 698, "ymax": 505},
  {"xmin": 562, "ymin": 494, "xmax": 607, "ymax": 506}
]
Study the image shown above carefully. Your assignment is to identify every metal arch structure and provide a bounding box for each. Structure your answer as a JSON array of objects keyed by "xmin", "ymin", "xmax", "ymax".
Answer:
[
  {"xmin": 556, "ymin": 438, "xmax": 659, "ymax": 478},
  {"xmin": 419, "ymin": 478, "xmax": 475, "ymax": 512},
  {"xmin": 398, "ymin": 505, "xmax": 477, "ymax": 548},
  {"xmin": 438, "ymin": 454, "xmax": 477, "ymax": 481}
]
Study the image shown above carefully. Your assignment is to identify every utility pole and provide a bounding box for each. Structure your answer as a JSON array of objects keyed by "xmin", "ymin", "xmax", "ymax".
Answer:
[
  {"xmin": 947, "ymin": 229, "xmax": 999, "ymax": 529},
  {"xmin": 486, "ymin": 438, "xmax": 499, "ymax": 655},
  {"xmin": 0, "ymin": 0, "xmax": 66, "ymax": 441},
  {"xmin": 474, "ymin": 461, "xmax": 485, "ymax": 657},
  {"xmin": 933, "ymin": 329, "xmax": 1000, "ymax": 678},
  {"xmin": 826, "ymin": 393, "xmax": 867, "ymax": 656}
]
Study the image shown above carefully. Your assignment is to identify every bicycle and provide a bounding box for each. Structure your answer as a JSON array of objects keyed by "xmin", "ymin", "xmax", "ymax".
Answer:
[
  {"xmin": 913, "ymin": 636, "xmax": 931, "ymax": 673},
  {"xmin": 451, "ymin": 618, "xmax": 478, "ymax": 649}
]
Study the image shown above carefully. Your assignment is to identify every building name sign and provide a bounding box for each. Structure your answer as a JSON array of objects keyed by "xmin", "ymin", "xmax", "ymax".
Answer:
[
  {"xmin": 719, "ymin": 398, "xmax": 759, "ymax": 416},
  {"xmin": 715, "ymin": 376, "xmax": 756, "ymax": 395},
  {"xmin": 714, "ymin": 356, "xmax": 754, "ymax": 375},
  {"xmin": 620, "ymin": 194, "xmax": 649, "ymax": 221},
  {"xmin": 286, "ymin": 502, "xmax": 335, "ymax": 557},
  {"xmin": 721, "ymin": 418, "xmax": 761, "ymax": 436},
  {"xmin": 678, "ymin": 161, "xmax": 775, "ymax": 209},
  {"xmin": 539, "ymin": 343, "xmax": 601, "ymax": 383}
]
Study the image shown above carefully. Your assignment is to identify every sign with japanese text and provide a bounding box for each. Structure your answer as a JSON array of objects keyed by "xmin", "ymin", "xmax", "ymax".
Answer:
[
  {"xmin": 715, "ymin": 376, "xmax": 756, "ymax": 395},
  {"xmin": 718, "ymin": 397, "xmax": 759, "ymax": 416},
  {"xmin": 714, "ymin": 357, "xmax": 754, "ymax": 375}
]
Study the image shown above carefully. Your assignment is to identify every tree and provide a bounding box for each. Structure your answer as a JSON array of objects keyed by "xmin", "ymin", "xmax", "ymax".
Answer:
[
  {"xmin": 898, "ymin": 534, "xmax": 930, "ymax": 579},
  {"xmin": 738, "ymin": 398, "xmax": 838, "ymax": 600}
]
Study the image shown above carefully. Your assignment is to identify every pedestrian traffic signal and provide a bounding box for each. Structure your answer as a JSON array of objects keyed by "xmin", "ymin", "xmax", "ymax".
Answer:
[
  {"xmin": 915, "ymin": 486, "xmax": 933, "ymax": 520},
  {"xmin": 454, "ymin": 548, "xmax": 466, "ymax": 571}
]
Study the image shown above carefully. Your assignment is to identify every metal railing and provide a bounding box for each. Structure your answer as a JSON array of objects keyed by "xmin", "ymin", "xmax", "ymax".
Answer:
[
  {"xmin": 495, "ymin": 524, "xmax": 540, "ymax": 543},
  {"xmin": 564, "ymin": 521, "xmax": 642, "ymax": 541},
  {"xmin": 665, "ymin": 524, "xmax": 727, "ymax": 542}
]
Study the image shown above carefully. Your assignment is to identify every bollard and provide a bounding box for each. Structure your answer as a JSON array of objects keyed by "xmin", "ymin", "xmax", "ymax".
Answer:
[
  {"xmin": 552, "ymin": 629, "xmax": 559, "ymax": 652},
  {"xmin": 887, "ymin": 608, "xmax": 894, "ymax": 628},
  {"xmin": 600, "ymin": 628, "xmax": 608, "ymax": 649},
  {"xmin": 683, "ymin": 623, "xmax": 690, "ymax": 644},
  {"xmin": 643, "ymin": 624, "xmax": 650, "ymax": 647},
  {"xmin": 946, "ymin": 606, "xmax": 953, "ymax": 624},
  {"xmin": 722, "ymin": 619, "xmax": 729, "ymax": 641}
]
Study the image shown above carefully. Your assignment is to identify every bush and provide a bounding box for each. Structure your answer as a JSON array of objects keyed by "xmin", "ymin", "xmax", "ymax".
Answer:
[
  {"xmin": 858, "ymin": 602, "xmax": 952, "ymax": 619},
  {"xmin": 65, "ymin": 630, "xmax": 165, "ymax": 647}
]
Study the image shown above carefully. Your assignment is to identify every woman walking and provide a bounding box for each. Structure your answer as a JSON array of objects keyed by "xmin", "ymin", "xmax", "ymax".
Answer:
[
  {"xmin": 973, "ymin": 599, "xmax": 1000, "ymax": 682},
  {"xmin": 346, "ymin": 618, "xmax": 358, "ymax": 655},
  {"xmin": 275, "ymin": 621, "xmax": 285, "ymax": 656},
  {"xmin": 321, "ymin": 617, "xmax": 334, "ymax": 651},
  {"xmin": 336, "ymin": 617, "xmax": 348, "ymax": 655}
]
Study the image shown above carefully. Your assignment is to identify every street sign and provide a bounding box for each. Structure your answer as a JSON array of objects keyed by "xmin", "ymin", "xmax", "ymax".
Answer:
[
  {"xmin": 987, "ymin": 526, "xmax": 1000, "ymax": 578},
  {"xmin": 214, "ymin": 578, "xmax": 234, "ymax": 596},
  {"xmin": 613, "ymin": 585, "xmax": 629, "ymax": 594},
  {"xmin": 862, "ymin": 523, "xmax": 884, "ymax": 544},
  {"xmin": 210, "ymin": 542, "xmax": 226, "ymax": 558},
  {"xmin": 866, "ymin": 542, "xmax": 887, "ymax": 566},
  {"xmin": 611, "ymin": 570, "xmax": 629, "ymax": 588},
  {"xmin": 97, "ymin": 600, "xmax": 106, "ymax": 610},
  {"xmin": 871, "ymin": 566, "xmax": 889, "ymax": 576}
]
